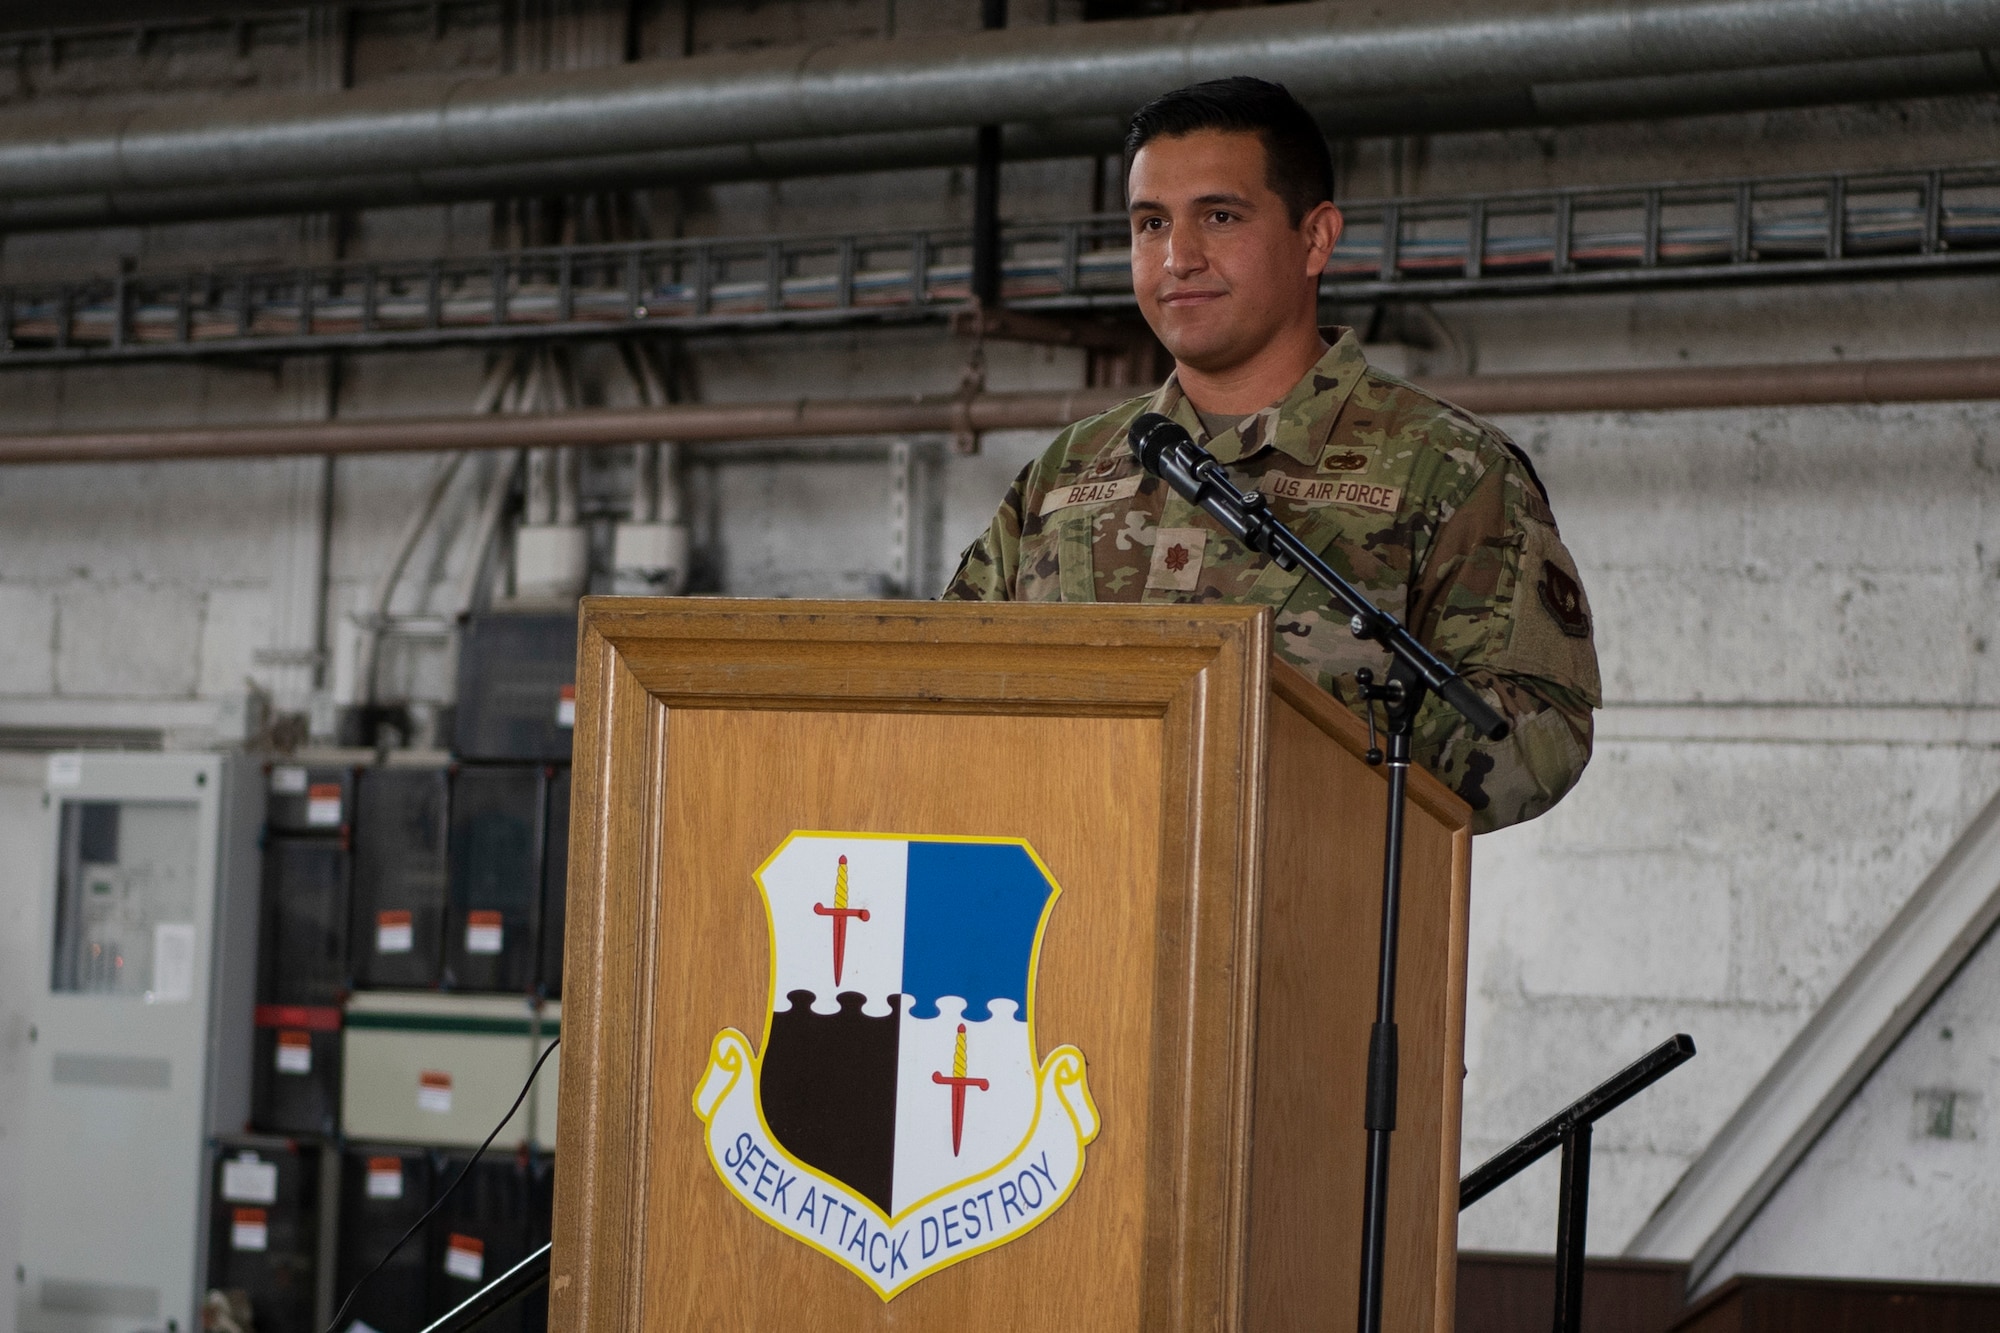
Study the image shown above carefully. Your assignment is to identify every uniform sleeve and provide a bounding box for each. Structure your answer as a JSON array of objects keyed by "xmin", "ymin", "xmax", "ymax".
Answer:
[
  {"xmin": 939, "ymin": 458, "xmax": 1033, "ymax": 601},
  {"xmin": 1405, "ymin": 453, "xmax": 1601, "ymax": 833}
]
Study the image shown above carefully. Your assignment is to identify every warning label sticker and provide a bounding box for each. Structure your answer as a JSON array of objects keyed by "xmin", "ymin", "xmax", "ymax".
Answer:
[
  {"xmin": 445, "ymin": 1234, "xmax": 485, "ymax": 1283},
  {"xmin": 231, "ymin": 1208, "xmax": 269, "ymax": 1253},
  {"xmin": 377, "ymin": 910, "xmax": 414, "ymax": 955},
  {"xmin": 418, "ymin": 1070, "xmax": 454, "ymax": 1115},
  {"xmin": 465, "ymin": 910, "xmax": 504, "ymax": 956},
  {"xmin": 275, "ymin": 1030, "xmax": 313, "ymax": 1075},
  {"xmin": 306, "ymin": 782, "xmax": 343, "ymax": 827},
  {"xmin": 366, "ymin": 1157, "xmax": 405, "ymax": 1200}
]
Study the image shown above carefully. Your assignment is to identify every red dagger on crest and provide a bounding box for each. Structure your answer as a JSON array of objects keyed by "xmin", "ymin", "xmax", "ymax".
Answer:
[
  {"xmin": 931, "ymin": 1023, "xmax": 990, "ymax": 1156},
  {"xmin": 811, "ymin": 854, "xmax": 870, "ymax": 986}
]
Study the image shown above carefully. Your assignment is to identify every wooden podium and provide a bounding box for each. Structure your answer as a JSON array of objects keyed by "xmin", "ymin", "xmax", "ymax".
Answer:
[{"xmin": 549, "ymin": 599, "xmax": 1471, "ymax": 1331}]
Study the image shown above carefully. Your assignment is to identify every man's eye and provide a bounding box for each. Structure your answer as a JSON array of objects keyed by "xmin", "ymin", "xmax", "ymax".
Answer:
[{"xmin": 1210, "ymin": 211, "xmax": 1235, "ymax": 225}]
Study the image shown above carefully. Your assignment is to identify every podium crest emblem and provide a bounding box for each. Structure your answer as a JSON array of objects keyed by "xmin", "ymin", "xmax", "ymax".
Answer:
[{"xmin": 694, "ymin": 832, "xmax": 1099, "ymax": 1299}]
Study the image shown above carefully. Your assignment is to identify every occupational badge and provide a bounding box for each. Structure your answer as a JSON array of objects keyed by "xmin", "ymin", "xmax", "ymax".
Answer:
[{"xmin": 693, "ymin": 832, "xmax": 1099, "ymax": 1299}]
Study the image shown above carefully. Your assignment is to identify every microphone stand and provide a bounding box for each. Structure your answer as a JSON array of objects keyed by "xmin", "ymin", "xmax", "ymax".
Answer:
[{"xmin": 1128, "ymin": 415, "xmax": 1507, "ymax": 1333}]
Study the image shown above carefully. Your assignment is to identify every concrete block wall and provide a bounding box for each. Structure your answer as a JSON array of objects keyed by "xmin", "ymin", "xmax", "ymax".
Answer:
[
  {"xmin": 1464, "ymin": 731, "xmax": 2000, "ymax": 1253},
  {"xmin": 1709, "ymin": 894, "xmax": 2000, "ymax": 1285},
  {"xmin": 1451, "ymin": 274, "xmax": 2000, "ymax": 1253}
]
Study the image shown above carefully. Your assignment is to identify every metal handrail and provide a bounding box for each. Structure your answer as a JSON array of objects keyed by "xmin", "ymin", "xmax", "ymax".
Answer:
[
  {"xmin": 1461, "ymin": 1034, "xmax": 1696, "ymax": 1209},
  {"xmin": 1459, "ymin": 1034, "xmax": 1697, "ymax": 1333}
]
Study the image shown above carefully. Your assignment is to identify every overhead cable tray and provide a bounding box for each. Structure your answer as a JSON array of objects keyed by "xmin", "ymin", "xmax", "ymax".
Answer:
[{"xmin": 2, "ymin": 163, "xmax": 1996, "ymax": 366}]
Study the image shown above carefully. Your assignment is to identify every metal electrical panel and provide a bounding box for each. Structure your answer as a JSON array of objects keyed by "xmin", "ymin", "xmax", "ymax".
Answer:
[
  {"xmin": 252, "ymin": 1003, "xmax": 342, "ymax": 1137},
  {"xmin": 17, "ymin": 751, "xmax": 260, "ymax": 1333},
  {"xmin": 425, "ymin": 1151, "xmax": 553, "ymax": 1333},
  {"xmin": 446, "ymin": 765, "xmax": 545, "ymax": 993},
  {"xmin": 342, "ymin": 991, "xmax": 537, "ymax": 1148},
  {"xmin": 205, "ymin": 1135, "xmax": 324, "ymax": 1333},
  {"xmin": 264, "ymin": 762, "xmax": 354, "ymax": 836},
  {"xmin": 532, "ymin": 1000, "xmax": 561, "ymax": 1153},
  {"xmin": 452, "ymin": 612, "xmax": 577, "ymax": 763},
  {"xmin": 261, "ymin": 837, "xmax": 350, "ymax": 1006},
  {"xmin": 336, "ymin": 1145, "xmax": 435, "ymax": 1333},
  {"xmin": 351, "ymin": 764, "xmax": 449, "ymax": 990}
]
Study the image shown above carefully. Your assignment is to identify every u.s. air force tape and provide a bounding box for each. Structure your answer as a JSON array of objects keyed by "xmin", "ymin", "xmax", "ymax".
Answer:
[{"xmin": 1266, "ymin": 475, "xmax": 1403, "ymax": 513}]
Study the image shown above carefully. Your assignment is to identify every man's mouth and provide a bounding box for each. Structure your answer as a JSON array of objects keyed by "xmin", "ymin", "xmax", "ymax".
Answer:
[{"xmin": 1157, "ymin": 288, "xmax": 1226, "ymax": 307}]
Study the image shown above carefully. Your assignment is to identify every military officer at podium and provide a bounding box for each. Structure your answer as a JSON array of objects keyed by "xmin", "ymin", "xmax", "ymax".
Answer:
[{"xmin": 944, "ymin": 77, "xmax": 1600, "ymax": 833}]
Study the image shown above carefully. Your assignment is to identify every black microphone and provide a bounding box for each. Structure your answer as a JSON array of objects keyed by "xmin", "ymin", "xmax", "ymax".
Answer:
[
  {"xmin": 1127, "ymin": 412, "xmax": 1265, "ymax": 549},
  {"xmin": 1127, "ymin": 411, "xmax": 1210, "ymax": 506},
  {"xmin": 1127, "ymin": 410, "xmax": 1196, "ymax": 475},
  {"xmin": 1124, "ymin": 410, "xmax": 1509, "ymax": 742}
]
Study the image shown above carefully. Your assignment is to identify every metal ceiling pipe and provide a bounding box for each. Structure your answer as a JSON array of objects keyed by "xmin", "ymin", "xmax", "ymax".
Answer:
[
  {"xmin": 6, "ymin": 42, "xmax": 1997, "ymax": 231},
  {"xmin": 1431, "ymin": 355, "xmax": 2000, "ymax": 414},
  {"xmin": 0, "ymin": 120, "xmax": 1124, "ymax": 230},
  {"xmin": 1, "ymin": 0, "xmax": 1995, "ymax": 206},
  {"xmin": 0, "ymin": 390, "xmax": 1134, "ymax": 465},
  {"xmin": 4, "ymin": 356, "xmax": 1997, "ymax": 465}
]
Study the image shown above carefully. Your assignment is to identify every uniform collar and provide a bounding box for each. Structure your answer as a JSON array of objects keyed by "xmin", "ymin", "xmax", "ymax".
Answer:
[{"xmin": 1145, "ymin": 327, "xmax": 1370, "ymax": 467}]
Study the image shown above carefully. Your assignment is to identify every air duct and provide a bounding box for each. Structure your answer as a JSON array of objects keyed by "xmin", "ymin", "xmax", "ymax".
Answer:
[{"xmin": 0, "ymin": 0, "xmax": 1994, "ymax": 228}]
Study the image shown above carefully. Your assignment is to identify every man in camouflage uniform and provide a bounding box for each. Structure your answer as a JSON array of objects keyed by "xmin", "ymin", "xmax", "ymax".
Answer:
[{"xmin": 943, "ymin": 79, "xmax": 1599, "ymax": 833}]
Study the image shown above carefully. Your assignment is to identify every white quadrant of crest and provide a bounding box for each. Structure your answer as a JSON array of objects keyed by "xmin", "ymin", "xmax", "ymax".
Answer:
[
  {"xmin": 892, "ymin": 997, "xmax": 1039, "ymax": 1214},
  {"xmin": 761, "ymin": 835, "xmax": 908, "ymax": 1016}
]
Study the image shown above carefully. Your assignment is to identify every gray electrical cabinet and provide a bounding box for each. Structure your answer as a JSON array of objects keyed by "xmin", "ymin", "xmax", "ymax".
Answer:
[
  {"xmin": 342, "ymin": 991, "xmax": 541, "ymax": 1149},
  {"xmin": 16, "ymin": 752, "xmax": 260, "ymax": 1333}
]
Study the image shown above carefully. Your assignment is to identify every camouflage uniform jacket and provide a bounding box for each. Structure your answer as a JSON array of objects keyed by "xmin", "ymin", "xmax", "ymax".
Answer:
[{"xmin": 941, "ymin": 328, "xmax": 1600, "ymax": 833}]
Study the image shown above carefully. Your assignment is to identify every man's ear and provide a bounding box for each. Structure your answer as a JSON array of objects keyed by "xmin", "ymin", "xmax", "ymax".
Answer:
[{"xmin": 1301, "ymin": 201, "xmax": 1344, "ymax": 278}]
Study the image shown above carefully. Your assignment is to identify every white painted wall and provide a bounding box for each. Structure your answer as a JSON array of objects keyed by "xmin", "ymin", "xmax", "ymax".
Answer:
[
  {"xmin": 1707, "ymin": 913, "xmax": 2000, "ymax": 1285},
  {"xmin": 1450, "ymin": 277, "xmax": 2000, "ymax": 1256},
  {"xmin": 1462, "ymin": 727, "xmax": 2000, "ymax": 1254}
]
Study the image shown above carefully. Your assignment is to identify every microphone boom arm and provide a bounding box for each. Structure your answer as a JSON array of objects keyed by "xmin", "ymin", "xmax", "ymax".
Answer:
[{"xmin": 1130, "ymin": 413, "xmax": 1509, "ymax": 742}]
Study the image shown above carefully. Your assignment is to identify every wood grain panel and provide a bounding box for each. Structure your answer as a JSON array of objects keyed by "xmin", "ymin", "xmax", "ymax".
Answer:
[
  {"xmin": 549, "ymin": 600, "xmax": 1470, "ymax": 1332},
  {"xmin": 1245, "ymin": 663, "xmax": 1471, "ymax": 1332},
  {"xmin": 588, "ymin": 599, "xmax": 1250, "ymax": 714},
  {"xmin": 641, "ymin": 708, "xmax": 1161, "ymax": 1328},
  {"xmin": 549, "ymin": 629, "xmax": 668, "ymax": 1329}
]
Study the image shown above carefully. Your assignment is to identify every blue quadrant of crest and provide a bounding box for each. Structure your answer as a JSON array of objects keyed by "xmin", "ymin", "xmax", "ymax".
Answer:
[{"xmin": 900, "ymin": 841, "xmax": 1050, "ymax": 1022}]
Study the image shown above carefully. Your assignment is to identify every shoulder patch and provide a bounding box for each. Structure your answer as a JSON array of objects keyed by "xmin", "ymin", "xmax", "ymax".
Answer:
[
  {"xmin": 1537, "ymin": 562, "xmax": 1590, "ymax": 638},
  {"xmin": 1505, "ymin": 520, "xmax": 1602, "ymax": 706}
]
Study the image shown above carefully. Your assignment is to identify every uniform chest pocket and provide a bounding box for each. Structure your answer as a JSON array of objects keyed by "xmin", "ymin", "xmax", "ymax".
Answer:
[
  {"xmin": 1014, "ymin": 509, "xmax": 1097, "ymax": 602},
  {"xmin": 1050, "ymin": 508, "xmax": 1097, "ymax": 602}
]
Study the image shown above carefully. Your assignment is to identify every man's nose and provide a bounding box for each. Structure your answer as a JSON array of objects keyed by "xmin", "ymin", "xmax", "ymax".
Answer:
[{"xmin": 1163, "ymin": 225, "xmax": 1207, "ymax": 279}]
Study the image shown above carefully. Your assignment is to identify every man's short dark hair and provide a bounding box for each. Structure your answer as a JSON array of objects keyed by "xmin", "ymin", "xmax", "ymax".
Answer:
[{"xmin": 1123, "ymin": 77, "xmax": 1335, "ymax": 226}]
